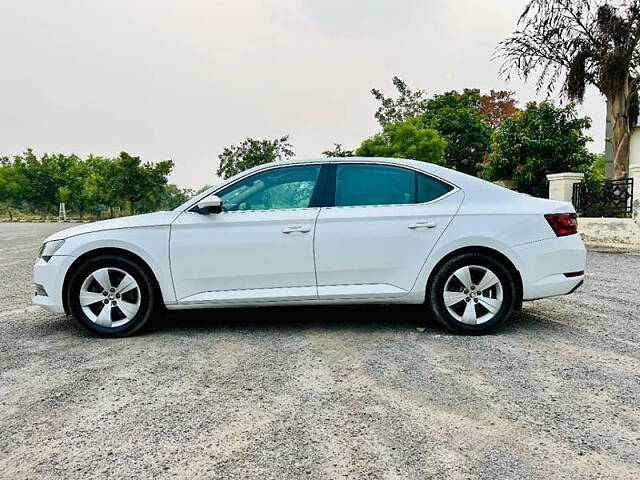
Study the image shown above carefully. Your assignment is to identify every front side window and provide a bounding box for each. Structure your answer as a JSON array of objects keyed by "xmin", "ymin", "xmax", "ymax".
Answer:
[
  {"xmin": 334, "ymin": 163, "xmax": 454, "ymax": 207},
  {"xmin": 217, "ymin": 165, "xmax": 322, "ymax": 212}
]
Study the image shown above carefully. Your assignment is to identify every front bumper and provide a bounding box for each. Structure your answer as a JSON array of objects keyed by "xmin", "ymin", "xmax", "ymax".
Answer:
[{"xmin": 32, "ymin": 255, "xmax": 73, "ymax": 314}]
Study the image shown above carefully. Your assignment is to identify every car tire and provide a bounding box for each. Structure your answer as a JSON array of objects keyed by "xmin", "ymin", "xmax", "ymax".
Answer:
[
  {"xmin": 427, "ymin": 252, "xmax": 516, "ymax": 335},
  {"xmin": 65, "ymin": 254, "xmax": 161, "ymax": 337}
]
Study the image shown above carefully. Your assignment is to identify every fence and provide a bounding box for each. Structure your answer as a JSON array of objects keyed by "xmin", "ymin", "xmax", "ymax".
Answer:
[{"xmin": 572, "ymin": 178, "xmax": 634, "ymax": 218}]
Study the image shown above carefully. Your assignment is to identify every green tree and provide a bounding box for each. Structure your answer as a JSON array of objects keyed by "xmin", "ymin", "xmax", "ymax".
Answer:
[
  {"xmin": 195, "ymin": 184, "xmax": 213, "ymax": 195},
  {"xmin": 138, "ymin": 160, "xmax": 175, "ymax": 212},
  {"xmin": 217, "ymin": 135, "xmax": 294, "ymax": 179},
  {"xmin": 154, "ymin": 184, "xmax": 194, "ymax": 211},
  {"xmin": 417, "ymin": 90, "xmax": 493, "ymax": 175},
  {"xmin": 371, "ymin": 77, "xmax": 518, "ymax": 128},
  {"xmin": 114, "ymin": 152, "xmax": 147, "ymax": 214},
  {"xmin": 2, "ymin": 151, "xmax": 95, "ymax": 218},
  {"xmin": 111, "ymin": 152, "xmax": 174, "ymax": 214},
  {"xmin": 371, "ymin": 76, "xmax": 429, "ymax": 126},
  {"xmin": 48, "ymin": 153, "xmax": 86, "ymax": 215},
  {"xmin": 370, "ymin": 81, "xmax": 509, "ymax": 176},
  {"xmin": 0, "ymin": 150, "xmax": 179, "ymax": 219},
  {"xmin": 66, "ymin": 159, "xmax": 94, "ymax": 219},
  {"xmin": 0, "ymin": 158, "xmax": 27, "ymax": 220},
  {"xmin": 85, "ymin": 155, "xmax": 121, "ymax": 218},
  {"xmin": 498, "ymin": 0, "xmax": 640, "ymax": 178},
  {"xmin": 322, "ymin": 143, "xmax": 355, "ymax": 157},
  {"xmin": 483, "ymin": 102, "xmax": 595, "ymax": 197},
  {"xmin": 355, "ymin": 120, "xmax": 446, "ymax": 164},
  {"xmin": 13, "ymin": 150, "xmax": 56, "ymax": 215},
  {"xmin": 586, "ymin": 153, "xmax": 606, "ymax": 182}
]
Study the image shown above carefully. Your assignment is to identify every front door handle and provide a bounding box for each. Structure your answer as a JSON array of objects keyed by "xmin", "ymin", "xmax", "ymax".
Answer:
[
  {"xmin": 408, "ymin": 222, "xmax": 436, "ymax": 230},
  {"xmin": 282, "ymin": 226, "xmax": 311, "ymax": 234}
]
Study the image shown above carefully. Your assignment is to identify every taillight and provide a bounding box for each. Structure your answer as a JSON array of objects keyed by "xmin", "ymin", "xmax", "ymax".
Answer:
[{"xmin": 544, "ymin": 213, "xmax": 578, "ymax": 237}]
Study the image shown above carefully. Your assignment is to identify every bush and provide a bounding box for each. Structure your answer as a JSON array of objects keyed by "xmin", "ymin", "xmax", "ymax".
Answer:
[
  {"xmin": 356, "ymin": 120, "xmax": 446, "ymax": 165},
  {"xmin": 482, "ymin": 102, "xmax": 595, "ymax": 197}
]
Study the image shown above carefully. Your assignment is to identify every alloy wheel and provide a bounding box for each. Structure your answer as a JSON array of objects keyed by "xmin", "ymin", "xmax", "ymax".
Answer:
[
  {"xmin": 443, "ymin": 265, "xmax": 503, "ymax": 325},
  {"xmin": 79, "ymin": 267, "xmax": 141, "ymax": 328}
]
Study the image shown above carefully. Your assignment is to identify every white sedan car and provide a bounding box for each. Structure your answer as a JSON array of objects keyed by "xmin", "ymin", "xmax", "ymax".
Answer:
[{"xmin": 33, "ymin": 157, "xmax": 586, "ymax": 336}]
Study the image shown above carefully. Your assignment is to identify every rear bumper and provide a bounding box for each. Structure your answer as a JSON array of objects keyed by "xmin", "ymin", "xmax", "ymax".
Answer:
[
  {"xmin": 514, "ymin": 234, "xmax": 586, "ymax": 300},
  {"xmin": 568, "ymin": 279, "xmax": 584, "ymax": 295},
  {"xmin": 522, "ymin": 273, "xmax": 585, "ymax": 300},
  {"xmin": 32, "ymin": 255, "xmax": 73, "ymax": 314}
]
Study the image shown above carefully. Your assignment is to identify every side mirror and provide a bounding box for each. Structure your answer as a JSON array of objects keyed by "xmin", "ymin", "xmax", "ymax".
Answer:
[{"xmin": 194, "ymin": 195, "xmax": 223, "ymax": 214}]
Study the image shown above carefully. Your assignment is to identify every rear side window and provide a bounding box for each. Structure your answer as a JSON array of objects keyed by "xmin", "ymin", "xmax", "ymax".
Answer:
[
  {"xmin": 334, "ymin": 164, "xmax": 453, "ymax": 207},
  {"xmin": 417, "ymin": 172, "xmax": 454, "ymax": 203},
  {"xmin": 335, "ymin": 164, "xmax": 414, "ymax": 206}
]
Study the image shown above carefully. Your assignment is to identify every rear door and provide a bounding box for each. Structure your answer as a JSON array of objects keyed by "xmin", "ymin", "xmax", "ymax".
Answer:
[{"xmin": 313, "ymin": 163, "xmax": 463, "ymax": 299}]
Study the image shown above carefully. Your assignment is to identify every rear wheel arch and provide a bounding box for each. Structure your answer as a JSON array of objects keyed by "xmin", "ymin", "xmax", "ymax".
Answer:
[
  {"xmin": 426, "ymin": 246, "xmax": 523, "ymax": 308},
  {"xmin": 62, "ymin": 247, "xmax": 163, "ymax": 315}
]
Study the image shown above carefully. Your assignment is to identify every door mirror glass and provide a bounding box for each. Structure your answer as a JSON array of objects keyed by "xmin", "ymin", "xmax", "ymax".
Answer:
[{"xmin": 195, "ymin": 195, "xmax": 223, "ymax": 214}]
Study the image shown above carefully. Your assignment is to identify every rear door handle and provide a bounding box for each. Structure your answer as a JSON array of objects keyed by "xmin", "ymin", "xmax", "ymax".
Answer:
[
  {"xmin": 282, "ymin": 226, "xmax": 311, "ymax": 234},
  {"xmin": 408, "ymin": 222, "xmax": 436, "ymax": 230}
]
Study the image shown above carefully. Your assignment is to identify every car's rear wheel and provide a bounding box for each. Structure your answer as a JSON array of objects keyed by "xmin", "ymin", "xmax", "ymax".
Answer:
[
  {"xmin": 66, "ymin": 255, "xmax": 160, "ymax": 337},
  {"xmin": 427, "ymin": 252, "xmax": 516, "ymax": 334}
]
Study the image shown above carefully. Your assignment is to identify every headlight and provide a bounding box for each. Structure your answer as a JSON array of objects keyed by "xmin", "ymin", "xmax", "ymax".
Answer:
[{"xmin": 38, "ymin": 239, "xmax": 65, "ymax": 261}]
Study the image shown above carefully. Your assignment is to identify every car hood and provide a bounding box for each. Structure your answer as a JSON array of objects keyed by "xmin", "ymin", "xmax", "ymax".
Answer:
[{"xmin": 46, "ymin": 211, "xmax": 182, "ymax": 242}]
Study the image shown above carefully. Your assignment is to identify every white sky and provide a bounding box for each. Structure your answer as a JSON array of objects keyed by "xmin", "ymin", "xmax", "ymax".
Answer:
[{"xmin": 0, "ymin": 0, "xmax": 605, "ymax": 189}]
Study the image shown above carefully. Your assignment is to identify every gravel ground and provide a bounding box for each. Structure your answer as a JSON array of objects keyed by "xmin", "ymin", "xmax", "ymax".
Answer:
[{"xmin": 0, "ymin": 222, "xmax": 639, "ymax": 479}]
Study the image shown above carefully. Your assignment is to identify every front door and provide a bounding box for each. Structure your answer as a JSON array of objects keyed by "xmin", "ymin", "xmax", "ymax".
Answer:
[{"xmin": 170, "ymin": 164, "xmax": 324, "ymax": 304}]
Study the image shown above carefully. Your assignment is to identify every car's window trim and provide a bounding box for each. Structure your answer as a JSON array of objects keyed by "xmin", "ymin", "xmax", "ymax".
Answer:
[
  {"xmin": 321, "ymin": 164, "xmax": 337, "ymax": 207},
  {"xmin": 324, "ymin": 162, "xmax": 458, "ymax": 209},
  {"xmin": 323, "ymin": 159, "xmax": 460, "ymax": 193},
  {"xmin": 309, "ymin": 164, "xmax": 330, "ymax": 208},
  {"xmin": 183, "ymin": 160, "xmax": 459, "ymax": 212},
  {"xmin": 188, "ymin": 163, "xmax": 328, "ymax": 214}
]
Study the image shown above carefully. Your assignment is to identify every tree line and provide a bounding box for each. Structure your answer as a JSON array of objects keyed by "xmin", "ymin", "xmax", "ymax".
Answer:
[
  {"xmin": 0, "ymin": 88, "xmax": 609, "ymax": 221},
  {"xmin": 2, "ymin": 0, "xmax": 633, "ymax": 218},
  {"xmin": 0, "ymin": 150, "xmax": 195, "ymax": 220},
  {"xmin": 217, "ymin": 80, "xmax": 603, "ymax": 198}
]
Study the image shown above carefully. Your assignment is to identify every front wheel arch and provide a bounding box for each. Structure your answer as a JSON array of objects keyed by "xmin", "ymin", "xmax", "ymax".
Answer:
[
  {"xmin": 62, "ymin": 247, "xmax": 163, "ymax": 315},
  {"xmin": 426, "ymin": 246, "xmax": 523, "ymax": 309}
]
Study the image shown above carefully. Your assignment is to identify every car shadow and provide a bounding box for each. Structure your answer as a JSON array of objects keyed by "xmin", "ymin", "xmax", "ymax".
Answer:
[
  {"xmin": 155, "ymin": 304, "xmax": 424, "ymax": 334},
  {"xmin": 144, "ymin": 304, "xmax": 558, "ymax": 337},
  {"xmin": 41, "ymin": 304, "xmax": 562, "ymax": 338}
]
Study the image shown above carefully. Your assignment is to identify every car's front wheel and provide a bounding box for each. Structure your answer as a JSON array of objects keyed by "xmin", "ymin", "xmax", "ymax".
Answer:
[
  {"xmin": 428, "ymin": 252, "xmax": 516, "ymax": 334},
  {"xmin": 66, "ymin": 255, "xmax": 160, "ymax": 337}
]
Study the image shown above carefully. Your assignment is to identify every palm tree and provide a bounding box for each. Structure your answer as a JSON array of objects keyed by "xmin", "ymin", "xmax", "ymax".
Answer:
[{"xmin": 498, "ymin": 0, "xmax": 640, "ymax": 179}]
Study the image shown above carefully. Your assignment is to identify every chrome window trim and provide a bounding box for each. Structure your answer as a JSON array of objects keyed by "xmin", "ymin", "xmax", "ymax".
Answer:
[{"xmin": 181, "ymin": 159, "xmax": 461, "ymax": 213}]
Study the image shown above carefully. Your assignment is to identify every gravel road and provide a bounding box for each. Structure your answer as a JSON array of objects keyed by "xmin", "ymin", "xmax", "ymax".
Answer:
[{"xmin": 1, "ymin": 222, "xmax": 639, "ymax": 479}]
